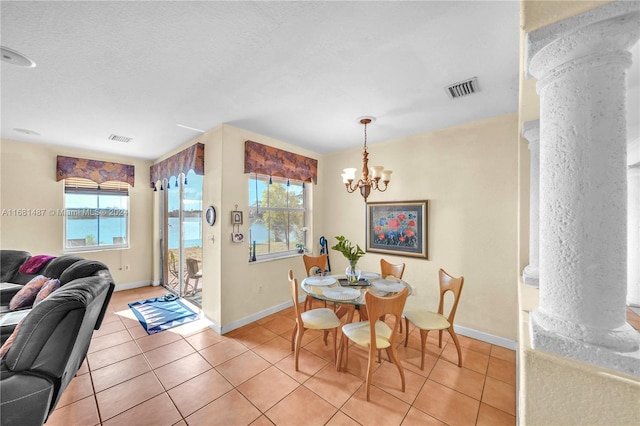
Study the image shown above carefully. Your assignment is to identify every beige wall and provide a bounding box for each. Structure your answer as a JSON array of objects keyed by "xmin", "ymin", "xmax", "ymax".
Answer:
[
  {"xmin": 518, "ymin": 1, "xmax": 639, "ymax": 425},
  {"xmin": 151, "ymin": 125, "xmax": 323, "ymax": 331},
  {"xmin": 0, "ymin": 139, "xmax": 153, "ymax": 287},
  {"xmin": 322, "ymin": 113, "xmax": 520, "ymax": 342}
]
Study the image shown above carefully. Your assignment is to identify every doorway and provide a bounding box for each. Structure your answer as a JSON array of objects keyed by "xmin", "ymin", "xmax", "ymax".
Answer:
[{"xmin": 162, "ymin": 170, "xmax": 203, "ymax": 307}]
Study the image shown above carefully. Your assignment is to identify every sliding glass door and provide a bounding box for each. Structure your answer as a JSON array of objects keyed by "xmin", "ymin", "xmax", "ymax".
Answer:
[{"xmin": 163, "ymin": 170, "xmax": 203, "ymax": 306}]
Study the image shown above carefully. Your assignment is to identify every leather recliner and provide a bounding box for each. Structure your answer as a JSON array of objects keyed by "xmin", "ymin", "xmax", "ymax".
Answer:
[{"xmin": 0, "ymin": 275, "xmax": 114, "ymax": 426}]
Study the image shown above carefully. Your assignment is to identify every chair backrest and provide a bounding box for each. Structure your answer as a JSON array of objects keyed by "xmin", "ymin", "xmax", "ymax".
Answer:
[
  {"xmin": 2, "ymin": 276, "xmax": 112, "ymax": 423},
  {"xmin": 365, "ymin": 287, "xmax": 409, "ymax": 348},
  {"xmin": 438, "ymin": 268, "xmax": 464, "ymax": 323},
  {"xmin": 287, "ymin": 269, "xmax": 302, "ymax": 324},
  {"xmin": 380, "ymin": 258, "xmax": 405, "ymax": 280},
  {"xmin": 302, "ymin": 254, "xmax": 327, "ymax": 277},
  {"xmin": 186, "ymin": 258, "xmax": 199, "ymax": 277}
]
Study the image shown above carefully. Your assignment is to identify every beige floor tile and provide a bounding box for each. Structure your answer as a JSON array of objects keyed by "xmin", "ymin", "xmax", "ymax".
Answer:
[
  {"xmin": 341, "ymin": 383, "xmax": 411, "ymax": 426},
  {"xmin": 260, "ymin": 315, "xmax": 296, "ymax": 335},
  {"xmin": 92, "ymin": 318, "xmax": 126, "ymax": 339},
  {"xmin": 303, "ymin": 363, "xmax": 364, "ymax": 408},
  {"xmin": 265, "ymin": 385, "xmax": 338, "ymax": 426},
  {"xmin": 87, "ymin": 340, "xmax": 142, "ymax": 370},
  {"xmin": 88, "ymin": 329, "xmax": 132, "ymax": 354},
  {"xmin": 46, "ymin": 396, "xmax": 100, "ymax": 426},
  {"xmin": 476, "ymin": 402, "xmax": 516, "ymax": 426},
  {"xmin": 370, "ymin": 360, "xmax": 427, "ymax": 405},
  {"xmin": 490, "ymin": 345, "xmax": 516, "ymax": 363},
  {"xmin": 127, "ymin": 323, "xmax": 150, "ymax": 339},
  {"xmin": 92, "ymin": 354, "xmax": 152, "ymax": 393},
  {"xmin": 274, "ymin": 348, "xmax": 330, "ymax": 384},
  {"xmin": 301, "ymin": 331, "xmax": 339, "ymax": 363},
  {"xmin": 457, "ymin": 335, "xmax": 492, "ymax": 355},
  {"xmin": 167, "ymin": 368, "xmax": 233, "ymax": 417},
  {"xmin": 96, "ymin": 372, "xmax": 164, "ymax": 421},
  {"xmin": 428, "ymin": 358, "xmax": 486, "ymax": 400},
  {"xmin": 236, "ymin": 366, "xmax": 300, "ymax": 412},
  {"xmin": 250, "ymin": 415, "xmax": 276, "ymax": 426},
  {"xmin": 216, "ymin": 350, "xmax": 271, "ymax": 386},
  {"xmin": 412, "ymin": 379, "xmax": 480, "ymax": 425},
  {"xmin": 55, "ymin": 373, "xmax": 94, "ymax": 409},
  {"xmin": 400, "ymin": 407, "xmax": 447, "ymax": 426},
  {"xmin": 482, "ymin": 376, "xmax": 516, "ymax": 416},
  {"xmin": 135, "ymin": 329, "xmax": 183, "ymax": 352},
  {"xmin": 487, "ymin": 356, "xmax": 516, "ymax": 386},
  {"xmin": 325, "ymin": 410, "xmax": 361, "ymax": 426},
  {"xmin": 143, "ymin": 339, "xmax": 196, "ymax": 369},
  {"xmin": 184, "ymin": 328, "xmax": 227, "ymax": 351},
  {"xmin": 232, "ymin": 325, "xmax": 279, "ymax": 349},
  {"xmin": 102, "ymin": 393, "xmax": 182, "ymax": 426},
  {"xmin": 251, "ymin": 335, "xmax": 293, "ymax": 364},
  {"xmin": 198, "ymin": 339, "xmax": 248, "ymax": 366},
  {"xmin": 396, "ymin": 344, "xmax": 438, "ymax": 377},
  {"xmin": 154, "ymin": 352, "xmax": 212, "ymax": 390},
  {"xmin": 185, "ymin": 389, "xmax": 261, "ymax": 426},
  {"xmin": 76, "ymin": 359, "xmax": 90, "ymax": 376},
  {"xmin": 441, "ymin": 342, "xmax": 490, "ymax": 374}
]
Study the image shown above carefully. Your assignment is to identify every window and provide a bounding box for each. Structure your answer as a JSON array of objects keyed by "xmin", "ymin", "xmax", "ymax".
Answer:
[
  {"xmin": 248, "ymin": 175, "xmax": 307, "ymax": 260},
  {"xmin": 63, "ymin": 178, "xmax": 129, "ymax": 251}
]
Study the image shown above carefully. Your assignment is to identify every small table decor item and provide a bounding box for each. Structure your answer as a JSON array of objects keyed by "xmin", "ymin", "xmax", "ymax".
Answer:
[{"xmin": 331, "ymin": 236, "xmax": 365, "ymax": 284}]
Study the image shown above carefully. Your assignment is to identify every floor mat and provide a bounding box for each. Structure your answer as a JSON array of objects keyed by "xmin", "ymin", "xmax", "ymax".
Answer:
[{"xmin": 128, "ymin": 294, "xmax": 199, "ymax": 334}]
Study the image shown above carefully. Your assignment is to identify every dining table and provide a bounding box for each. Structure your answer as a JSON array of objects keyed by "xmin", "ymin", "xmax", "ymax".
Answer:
[{"xmin": 301, "ymin": 272, "xmax": 413, "ymax": 368}]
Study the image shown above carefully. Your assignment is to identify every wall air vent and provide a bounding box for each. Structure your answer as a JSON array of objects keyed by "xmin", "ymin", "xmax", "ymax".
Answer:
[
  {"xmin": 445, "ymin": 77, "xmax": 479, "ymax": 99},
  {"xmin": 108, "ymin": 134, "xmax": 132, "ymax": 143}
]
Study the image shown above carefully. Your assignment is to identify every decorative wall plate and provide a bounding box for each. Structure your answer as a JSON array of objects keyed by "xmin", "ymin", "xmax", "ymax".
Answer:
[{"xmin": 206, "ymin": 206, "xmax": 216, "ymax": 226}]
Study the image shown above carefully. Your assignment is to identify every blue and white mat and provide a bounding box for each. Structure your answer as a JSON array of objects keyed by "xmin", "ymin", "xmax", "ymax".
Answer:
[{"xmin": 128, "ymin": 294, "xmax": 199, "ymax": 335}]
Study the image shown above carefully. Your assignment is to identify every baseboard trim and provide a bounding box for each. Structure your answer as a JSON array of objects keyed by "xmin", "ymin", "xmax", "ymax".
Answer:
[
  {"xmin": 454, "ymin": 324, "xmax": 517, "ymax": 350},
  {"xmin": 114, "ymin": 281, "xmax": 153, "ymax": 291}
]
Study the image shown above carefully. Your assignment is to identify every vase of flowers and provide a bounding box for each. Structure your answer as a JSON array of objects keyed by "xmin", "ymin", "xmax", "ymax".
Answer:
[{"xmin": 331, "ymin": 236, "xmax": 365, "ymax": 284}]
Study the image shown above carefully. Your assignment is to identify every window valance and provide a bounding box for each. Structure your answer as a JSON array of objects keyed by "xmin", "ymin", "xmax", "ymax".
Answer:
[
  {"xmin": 56, "ymin": 155, "xmax": 135, "ymax": 187},
  {"xmin": 150, "ymin": 142, "xmax": 204, "ymax": 189},
  {"xmin": 244, "ymin": 140, "xmax": 317, "ymax": 184}
]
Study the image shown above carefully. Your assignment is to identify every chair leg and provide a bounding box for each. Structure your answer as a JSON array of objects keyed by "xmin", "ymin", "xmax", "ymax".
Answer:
[
  {"xmin": 386, "ymin": 346, "xmax": 406, "ymax": 393},
  {"xmin": 291, "ymin": 323, "xmax": 298, "ymax": 351},
  {"xmin": 438, "ymin": 329, "xmax": 443, "ymax": 348},
  {"xmin": 336, "ymin": 333, "xmax": 347, "ymax": 372},
  {"xmin": 420, "ymin": 329, "xmax": 429, "ymax": 370},
  {"xmin": 404, "ymin": 317, "xmax": 410, "ymax": 347},
  {"xmin": 294, "ymin": 326, "xmax": 305, "ymax": 372},
  {"xmin": 366, "ymin": 345, "xmax": 376, "ymax": 401},
  {"xmin": 332, "ymin": 328, "xmax": 337, "ymax": 364},
  {"xmin": 448, "ymin": 326, "xmax": 463, "ymax": 367}
]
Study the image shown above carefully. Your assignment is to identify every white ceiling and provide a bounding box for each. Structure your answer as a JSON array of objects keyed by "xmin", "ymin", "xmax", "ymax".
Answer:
[{"xmin": 0, "ymin": 1, "xmax": 637, "ymax": 161}]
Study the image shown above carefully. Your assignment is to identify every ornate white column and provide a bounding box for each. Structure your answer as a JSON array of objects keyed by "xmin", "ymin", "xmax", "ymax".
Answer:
[
  {"xmin": 628, "ymin": 163, "xmax": 640, "ymax": 307},
  {"xmin": 527, "ymin": 2, "xmax": 640, "ymax": 375},
  {"xmin": 522, "ymin": 120, "xmax": 540, "ymax": 287}
]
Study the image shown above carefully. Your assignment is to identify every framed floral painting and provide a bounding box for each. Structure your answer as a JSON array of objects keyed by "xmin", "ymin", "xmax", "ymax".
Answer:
[{"xmin": 365, "ymin": 200, "xmax": 428, "ymax": 259}]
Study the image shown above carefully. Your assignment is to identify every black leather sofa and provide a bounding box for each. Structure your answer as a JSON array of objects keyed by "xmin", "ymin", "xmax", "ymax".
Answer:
[{"xmin": 0, "ymin": 250, "xmax": 115, "ymax": 425}]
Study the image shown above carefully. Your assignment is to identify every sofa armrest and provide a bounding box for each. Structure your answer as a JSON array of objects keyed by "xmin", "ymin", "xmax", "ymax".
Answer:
[
  {"xmin": 0, "ymin": 370, "xmax": 53, "ymax": 426},
  {"xmin": 0, "ymin": 282, "xmax": 23, "ymax": 305}
]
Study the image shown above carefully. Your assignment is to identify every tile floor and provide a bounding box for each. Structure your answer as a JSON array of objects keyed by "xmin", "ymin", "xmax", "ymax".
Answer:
[{"xmin": 45, "ymin": 285, "xmax": 518, "ymax": 426}]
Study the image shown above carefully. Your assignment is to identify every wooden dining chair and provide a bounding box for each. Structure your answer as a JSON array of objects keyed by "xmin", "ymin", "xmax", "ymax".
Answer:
[
  {"xmin": 380, "ymin": 258, "xmax": 405, "ymax": 280},
  {"xmin": 288, "ymin": 269, "xmax": 341, "ymax": 371},
  {"xmin": 404, "ymin": 268, "xmax": 464, "ymax": 369},
  {"xmin": 302, "ymin": 254, "xmax": 328, "ymax": 311},
  {"xmin": 380, "ymin": 258, "xmax": 406, "ymax": 331},
  {"xmin": 338, "ymin": 287, "xmax": 409, "ymax": 401}
]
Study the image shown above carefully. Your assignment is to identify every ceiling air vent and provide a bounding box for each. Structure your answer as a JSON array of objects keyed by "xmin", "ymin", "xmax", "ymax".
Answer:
[
  {"xmin": 108, "ymin": 134, "xmax": 132, "ymax": 143},
  {"xmin": 445, "ymin": 77, "xmax": 479, "ymax": 99}
]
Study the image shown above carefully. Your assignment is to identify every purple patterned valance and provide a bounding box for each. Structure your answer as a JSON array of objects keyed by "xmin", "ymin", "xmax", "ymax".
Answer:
[
  {"xmin": 244, "ymin": 140, "xmax": 317, "ymax": 184},
  {"xmin": 56, "ymin": 155, "xmax": 135, "ymax": 186},
  {"xmin": 150, "ymin": 143, "xmax": 204, "ymax": 188}
]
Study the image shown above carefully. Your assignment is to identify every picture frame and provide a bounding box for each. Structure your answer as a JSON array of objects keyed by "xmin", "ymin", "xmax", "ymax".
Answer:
[
  {"xmin": 231, "ymin": 232, "xmax": 244, "ymax": 243},
  {"xmin": 366, "ymin": 200, "xmax": 428, "ymax": 259},
  {"xmin": 231, "ymin": 210, "xmax": 243, "ymax": 225}
]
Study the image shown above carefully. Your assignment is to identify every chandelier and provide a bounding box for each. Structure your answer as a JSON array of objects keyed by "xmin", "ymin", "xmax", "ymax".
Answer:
[{"xmin": 342, "ymin": 117, "xmax": 392, "ymax": 202}]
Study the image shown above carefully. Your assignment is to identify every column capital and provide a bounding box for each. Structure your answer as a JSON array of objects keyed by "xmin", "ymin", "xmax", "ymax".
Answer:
[{"xmin": 526, "ymin": 2, "xmax": 640, "ymax": 79}]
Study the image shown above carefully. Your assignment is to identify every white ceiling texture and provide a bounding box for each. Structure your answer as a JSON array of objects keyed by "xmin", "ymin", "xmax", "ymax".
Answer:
[{"xmin": 1, "ymin": 1, "xmax": 637, "ymax": 160}]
